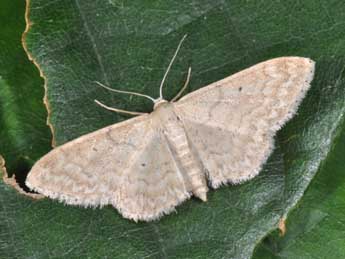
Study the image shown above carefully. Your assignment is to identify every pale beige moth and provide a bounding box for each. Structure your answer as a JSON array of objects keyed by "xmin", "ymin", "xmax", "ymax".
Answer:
[{"xmin": 26, "ymin": 36, "xmax": 315, "ymax": 221}]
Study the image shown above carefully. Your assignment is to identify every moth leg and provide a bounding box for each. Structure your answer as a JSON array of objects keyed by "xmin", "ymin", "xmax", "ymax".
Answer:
[
  {"xmin": 94, "ymin": 100, "xmax": 147, "ymax": 116},
  {"xmin": 171, "ymin": 67, "xmax": 192, "ymax": 102}
]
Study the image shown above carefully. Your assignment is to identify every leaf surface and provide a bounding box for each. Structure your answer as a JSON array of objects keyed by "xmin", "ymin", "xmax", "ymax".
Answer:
[
  {"xmin": 253, "ymin": 126, "xmax": 345, "ymax": 259},
  {"xmin": 1, "ymin": 1, "xmax": 345, "ymax": 258},
  {"xmin": 0, "ymin": 0, "xmax": 50, "ymax": 190}
]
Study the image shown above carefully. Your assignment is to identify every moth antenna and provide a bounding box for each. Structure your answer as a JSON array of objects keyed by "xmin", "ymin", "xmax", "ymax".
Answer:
[
  {"xmin": 159, "ymin": 34, "xmax": 188, "ymax": 100},
  {"xmin": 94, "ymin": 99, "xmax": 146, "ymax": 116},
  {"xmin": 171, "ymin": 67, "xmax": 191, "ymax": 102},
  {"xmin": 95, "ymin": 81, "xmax": 156, "ymax": 103}
]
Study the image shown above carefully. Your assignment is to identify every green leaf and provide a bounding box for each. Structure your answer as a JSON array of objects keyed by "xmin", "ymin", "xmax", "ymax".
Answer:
[
  {"xmin": 253, "ymin": 126, "xmax": 345, "ymax": 259},
  {"xmin": 1, "ymin": 1, "xmax": 345, "ymax": 258},
  {"xmin": 0, "ymin": 1, "xmax": 50, "ymax": 188}
]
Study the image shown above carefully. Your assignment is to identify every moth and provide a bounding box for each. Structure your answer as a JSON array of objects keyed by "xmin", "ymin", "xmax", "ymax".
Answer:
[{"xmin": 26, "ymin": 36, "xmax": 315, "ymax": 221}]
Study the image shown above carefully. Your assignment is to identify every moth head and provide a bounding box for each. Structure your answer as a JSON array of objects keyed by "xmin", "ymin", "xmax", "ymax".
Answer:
[{"xmin": 153, "ymin": 99, "xmax": 169, "ymax": 110}]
